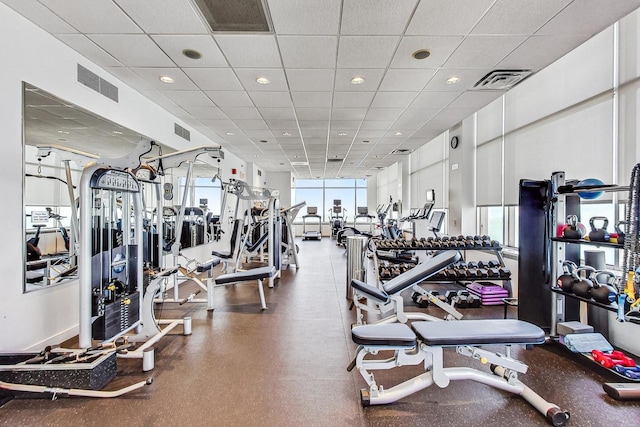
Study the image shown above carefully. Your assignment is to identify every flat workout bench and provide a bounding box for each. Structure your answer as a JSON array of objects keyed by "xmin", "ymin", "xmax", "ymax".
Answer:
[
  {"xmin": 351, "ymin": 250, "xmax": 462, "ymax": 324},
  {"xmin": 349, "ymin": 319, "xmax": 570, "ymax": 426},
  {"xmin": 214, "ymin": 266, "xmax": 276, "ymax": 310}
]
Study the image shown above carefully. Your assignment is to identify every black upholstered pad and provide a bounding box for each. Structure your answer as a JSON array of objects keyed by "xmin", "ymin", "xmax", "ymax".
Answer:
[
  {"xmin": 197, "ymin": 257, "xmax": 221, "ymax": 272},
  {"xmin": 351, "ymin": 279, "xmax": 389, "ymax": 303},
  {"xmin": 412, "ymin": 319, "xmax": 545, "ymax": 346},
  {"xmin": 352, "ymin": 323, "xmax": 416, "ymax": 347},
  {"xmin": 211, "ymin": 250, "xmax": 233, "ymax": 259},
  {"xmin": 215, "ymin": 266, "xmax": 276, "ymax": 285},
  {"xmin": 383, "ymin": 250, "xmax": 461, "ymax": 295}
]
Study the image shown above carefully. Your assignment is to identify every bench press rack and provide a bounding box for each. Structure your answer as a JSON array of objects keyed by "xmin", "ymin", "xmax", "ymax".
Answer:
[{"xmin": 348, "ymin": 319, "xmax": 570, "ymax": 426}]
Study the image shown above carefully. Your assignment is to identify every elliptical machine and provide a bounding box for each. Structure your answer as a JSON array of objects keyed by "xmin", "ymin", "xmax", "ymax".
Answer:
[{"xmin": 329, "ymin": 200, "xmax": 344, "ymax": 239}]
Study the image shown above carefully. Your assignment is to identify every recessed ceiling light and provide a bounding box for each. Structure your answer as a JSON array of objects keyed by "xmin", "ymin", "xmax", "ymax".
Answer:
[
  {"xmin": 182, "ymin": 49, "xmax": 202, "ymax": 60},
  {"xmin": 338, "ymin": 132, "xmax": 347, "ymax": 136},
  {"xmin": 394, "ymin": 132, "xmax": 403, "ymax": 136},
  {"xmin": 254, "ymin": 155, "xmax": 259, "ymax": 158},
  {"xmin": 159, "ymin": 75, "xmax": 174, "ymax": 84},
  {"xmin": 256, "ymin": 77, "xmax": 270, "ymax": 85},
  {"xmin": 282, "ymin": 132, "xmax": 291, "ymax": 136},
  {"xmin": 445, "ymin": 76, "xmax": 461, "ymax": 85},
  {"xmin": 225, "ymin": 132, "xmax": 235, "ymax": 135},
  {"xmin": 412, "ymin": 49, "xmax": 431, "ymax": 60},
  {"xmin": 350, "ymin": 76, "xmax": 365, "ymax": 85}
]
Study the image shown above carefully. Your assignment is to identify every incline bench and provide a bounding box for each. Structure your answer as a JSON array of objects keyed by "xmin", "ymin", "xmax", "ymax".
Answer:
[
  {"xmin": 351, "ymin": 250, "xmax": 462, "ymax": 325},
  {"xmin": 214, "ymin": 266, "xmax": 277, "ymax": 310},
  {"xmin": 349, "ymin": 319, "xmax": 570, "ymax": 426}
]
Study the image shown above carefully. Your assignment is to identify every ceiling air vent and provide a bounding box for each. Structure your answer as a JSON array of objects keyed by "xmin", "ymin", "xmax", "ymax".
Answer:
[
  {"xmin": 327, "ymin": 158, "xmax": 344, "ymax": 163},
  {"xmin": 390, "ymin": 149, "xmax": 413, "ymax": 155},
  {"xmin": 77, "ymin": 64, "xmax": 119, "ymax": 102},
  {"xmin": 194, "ymin": 0, "xmax": 272, "ymax": 32},
  {"xmin": 473, "ymin": 69, "xmax": 533, "ymax": 91}
]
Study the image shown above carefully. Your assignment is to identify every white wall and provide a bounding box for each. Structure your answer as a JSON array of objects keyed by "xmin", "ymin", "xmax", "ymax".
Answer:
[{"xmin": 0, "ymin": 3, "xmax": 244, "ymax": 351}]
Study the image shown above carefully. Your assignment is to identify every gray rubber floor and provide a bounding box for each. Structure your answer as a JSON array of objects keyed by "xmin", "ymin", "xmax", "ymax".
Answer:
[{"xmin": 1, "ymin": 237, "xmax": 639, "ymax": 426}]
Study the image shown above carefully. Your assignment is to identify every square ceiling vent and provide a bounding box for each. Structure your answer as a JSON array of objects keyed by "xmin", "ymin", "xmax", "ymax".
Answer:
[
  {"xmin": 473, "ymin": 69, "xmax": 533, "ymax": 91},
  {"xmin": 390, "ymin": 148, "xmax": 413, "ymax": 155},
  {"xmin": 194, "ymin": 0, "xmax": 272, "ymax": 32}
]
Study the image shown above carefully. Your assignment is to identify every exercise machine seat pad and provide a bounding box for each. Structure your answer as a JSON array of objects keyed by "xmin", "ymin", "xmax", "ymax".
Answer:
[
  {"xmin": 215, "ymin": 266, "xmax": 276, "ymax": 285},
  {"xmin": 383, "ymin": 250, "xmax": 461, "ymax": 295},
  {"xmin": 211, "ymin": 249, "xmax": 233, "ymax": 259},
  {"xmin": 351, "ymin": 279, "xmax": 389, "ymax": 303},
  {"xmin": 412, "ymin": 319, "xmax": 545, "ymax": 347},
  {"xmin": 352, "ymin": 323, "xmax": 416, "ymax": 347},
  {"xmin": 197, "ymin": 257, "xmax": 221, "ymax": 272}
]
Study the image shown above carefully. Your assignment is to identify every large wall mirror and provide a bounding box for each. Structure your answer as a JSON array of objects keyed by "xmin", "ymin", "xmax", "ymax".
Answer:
[{"xmin": 22, "ymin": 83, "xmax": 222, "ymax": 293}]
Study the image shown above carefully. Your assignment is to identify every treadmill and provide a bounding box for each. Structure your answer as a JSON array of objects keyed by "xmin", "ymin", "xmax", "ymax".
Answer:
[{"xmin": 302, "ymin": 206, "xmax": 322, "ymax": 240}]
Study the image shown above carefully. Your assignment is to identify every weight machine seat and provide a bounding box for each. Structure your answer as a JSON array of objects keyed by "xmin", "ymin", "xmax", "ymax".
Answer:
[
  {"xmin": 412, "ymin": 319, "xmax": 546, "ymax": 347},
  {"xmin": 196, "ymin": 257, "xmax": 220, "ymax": 273},
  {"xmin": 350, "ymin": 250, "xmax": 461, "ymax": 304},
  {"xmin": 215, "ymin": 265, "xmax": 276, "ymax": 285},
  {"xmin": 352, "ymin": 323, "xmax": 416, "ymax": 347},
  {"xmin": 211, "ymin": 219, "xmax": 243, "ymax": 260}
]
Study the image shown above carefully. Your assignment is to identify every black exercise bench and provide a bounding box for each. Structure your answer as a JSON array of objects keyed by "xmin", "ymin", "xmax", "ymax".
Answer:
[{"xmin": 214, "ymin": 266, "xmax": 277, "ymax": 310}]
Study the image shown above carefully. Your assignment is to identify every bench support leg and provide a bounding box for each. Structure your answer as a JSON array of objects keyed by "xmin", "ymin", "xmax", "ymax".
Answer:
[
  {"xmin": 206, "ymin": 273, "xmax": 214, "ymax": 311},
  {"xmin": 257, "ymin": 279, "xmax": 267, "ymax": 310}
]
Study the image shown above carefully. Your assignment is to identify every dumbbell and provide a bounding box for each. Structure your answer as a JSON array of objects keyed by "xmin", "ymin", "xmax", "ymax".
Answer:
[
  {"xmin": 411, "ymin": 291, "xmax": 430, "ymax": 308},
  {"xmin": 467, "ymin": 261, "xmax": 478, "ymax": 269},
  {"xmin": 614, "ymin": 365, "xmax": 640, "ymax": 379},
  {"xmin": 486, "ymin": 268, "xmax": 500, "ymax": 278},
  {"xmin": 592, "ymin": 350, "xmax": 636, "ymax": 369},
  {"xmin": 499, "ymin": 267, "xmax": 511, "ymax": 278},
  {"xmin": 444, "ymin": 290, "xmax": 460, "ymax": 304}
]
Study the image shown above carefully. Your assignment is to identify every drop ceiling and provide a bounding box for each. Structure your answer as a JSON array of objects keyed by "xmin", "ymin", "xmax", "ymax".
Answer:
[{"xmin": 4, "ymin": 0, "xmax": 640, "ymax": 179}]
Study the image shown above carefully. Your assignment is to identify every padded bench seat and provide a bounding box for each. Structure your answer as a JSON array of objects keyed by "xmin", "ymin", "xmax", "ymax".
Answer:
[
  {"xmin": 215, "ymin": 266, "xmax": 276, "ymax": 285},
  {"xmin": 412, "ymin": 319, "xmax": 546, "ymax": 347},
  {"xmin": 196, "ymin": 257, "xmax": 220, "ymax": 273},
  {"xmin": 352, "ymin": 323, "xmax": 416, "ymax": 348}
]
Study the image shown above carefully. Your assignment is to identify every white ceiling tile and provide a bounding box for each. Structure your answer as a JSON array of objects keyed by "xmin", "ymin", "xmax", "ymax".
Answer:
[
  {"xmin": 258, "ymin": 107, "xmax": 296, "ymax": 120},
  {"xmin": 151, "ymin": 35, "xmax": 227, "ymax": 68},
  {"xmin": 296, "ymin": 108, "xmax": 331, "ymax": 121},
  {"xmin": 422, "ymin": 68, "xmax": 488, "ymax": 91},
  {"xmin": 333, "ymin": 92, "xmax": 375, "ymax": 108},
  {"xmin": 220, "ymin": 107, "xmax": 262, "ymax": 120},
  {"xmin": 183, "ymin": 105, "xmax": 227, "ymax": 119},
  {"xmin": 334, "ymin": 69, "xmax": 386, "ymax": 91},
  {"xmin": 538, "ymin": 0, "xmax": 640, "ymax": 36},
  {"xmin": 199, "ymin": 120, "xmax": 238, "ymax": 131},
  {"xmin": 331, "ymin": 108, "xmax": 367, "ymax": 121},
  {"xmin": 390, "ymin": 36, "xmax": 463, "ymax": 68},
  {"xmin": 114, "ymin": 0, "xmax": 208, "ymax": 33},
  {"xmin": 472, "ymin": 0, "xmax": 571, "ymax": 35},
  {"xmin": 39, "ymin": 0, "xmax": 142, "ymax": 33},
  {"xmin": 205, "ymin": 91, "xmax": 254, "ymax": 107},
  {"xmin": 394, "ymin": 107, "xmax": 441, "ymax": 129},
  {"xmin": 232, "ymin": 119, "xmax": 269, "ymax": 129},
  {"xmin": 249, "ymin": 91, "xmax": 293, "ymax": 108},
  {"xmin": 267, "ymin": 0, "xmax": 341, "ymax": 35},
  {"xmin": 299, "ymin": 121, "xmax": 330, "ymax": 129},
  {"xmin": 301, "ymin": 129, "xmax": 327, "ymax": 139},
  {"xmin": 411, "ymin": 91, "xmax": 461, "ymax": 107},
  {"xmin": 55, "ymin": 34, "xmax": 122, "ymax": 67},
  {"xmin": 88, "ymin": 34, "xmax": 173, "ymax": 67},
  {"xmin": 106, "ymin": 67, "xmax": 154, "ymax": 90},
  {"xmin": 235, "ymin": 68, "xmax": 289, "ymax": 91},
  {"xmin": 215, "ymin": 35, "xmax": 282, "ymax": 68},
  {"xmin": 379, "ymin": 69, "xmax": 436, "ymax": 91},
  {"xmin": 330, "ymin": 121, "xmax": 362, "ymax": 130},
  {"xmin": 497, "ymin": 35, "xmax": 590, "ymax": 70},
  {"xmin": 184, "ymin": 68, "xmax": 243, "ymax": 91},
  {"xmin": 364, "ymin": 108, "xmax": 404, "ymax": 121},
  {"xmin": 356, "ymin": 129, "xmax": 386, "ymax": 138},
  {"xmin": 161, "ymin": 90, "xmax": 215, "ymax": 107},
  {"xmin": 370, "ymin": 92, "xmax": 416, "ymax": 108},
  {"xmin": 286, "ymin": 69, "xmax": 335, "ymax": 91},
  {"xmin": 406, "ymin": 0, "xmax": 495, "ymax": 35},
  {"xmin": 443, "ymin": 35, "xmax": 526, "ymax": 68},
  {"xmin": 337, "ymin": 36, "xmax": 399, "ymax": 68},
  {"xmin": 447, "ymin": 91, "xmax": 503, "ymax": 110},
  {"xmin": 359, "ymin": 121, "xmax": 394, "ymax": 130},
  {"xmin": 266, "ymin": 120, "xmax": 299, "ymax": 129},
  {"xmin": 130, "ymin": 67, "xmax": 199, "ymax": 90},
  {"xmin": 1, "ymin": 0, "xmax": 78, "ymax": 33},
  {"xmin": 278, "ymin": 36, "xmax": 337, "ymax": 68},
  {"xmin": 243, "ymin": 130, "xmax": 275, "ymax": 139},
  {"xmin": 291, "ymin": 92, "xmax": 333, "ymax": 108},
  {"xmin": 341, "ymin": 0, "xmax": 418, "ymax": 35}
]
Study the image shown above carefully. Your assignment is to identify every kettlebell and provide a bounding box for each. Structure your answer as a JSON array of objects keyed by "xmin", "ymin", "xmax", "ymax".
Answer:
[
  {"xmin": 562, "ymin": 215, "xmax": 583, "ymax": 240},
  {"xmin": 556, "ymin": 261, "xmax": 579, "ymax": 293},
  {"xmin": 572, "ymin": 266, "xmax": 596, "ymax": 298},
  {"xmin": 589, "ymin": 270, "xmax": 618, "ymax": 304},
  {"xmin": 588, "ymin": 216, "xmax": 610, "ymax": 242},
  {"xmin": 615, "ymin": 220, "xmax": 627, "ymax": 246}
]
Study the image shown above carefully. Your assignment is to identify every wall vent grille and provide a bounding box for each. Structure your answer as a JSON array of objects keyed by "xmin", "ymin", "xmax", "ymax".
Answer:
[
  {"xmin": 174, "ymin": 123, "xmax": 191, "ymax": 141},
  {"xmin": 77, "ymin": 64, "xmax": 119, "ymax": 102}
]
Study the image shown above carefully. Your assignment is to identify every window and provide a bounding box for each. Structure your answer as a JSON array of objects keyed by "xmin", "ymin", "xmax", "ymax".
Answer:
[
  {"xmin": 477, "ymin": 206, "xmax": 505, "ymax": 244},
  {"xmin": 293, "ymin": 179, "xmax": 367, "ymax": 222},
  {"xmin": 178, "ymin": 177, "xmax": 222, "ymax": 215},
  {"xmin": 579, "ymin": 202, "xmax": 616, "ymax": 265}
]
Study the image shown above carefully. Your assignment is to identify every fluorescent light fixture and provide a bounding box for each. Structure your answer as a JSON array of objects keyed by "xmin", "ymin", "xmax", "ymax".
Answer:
[
  {"xmin": 159, "ymin": 75, "xmax": 175, "ymax": 84},
  {"xmin": 350, "ymin": 76, "xmax": 365, "ymax": 85},
  {"xmin": 445, "ymin": 76, "xmax": 460, "ymax": 85},
  {"xmin": 256, "ymin": 76, "xmax": 270, "ymax": 85}
]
